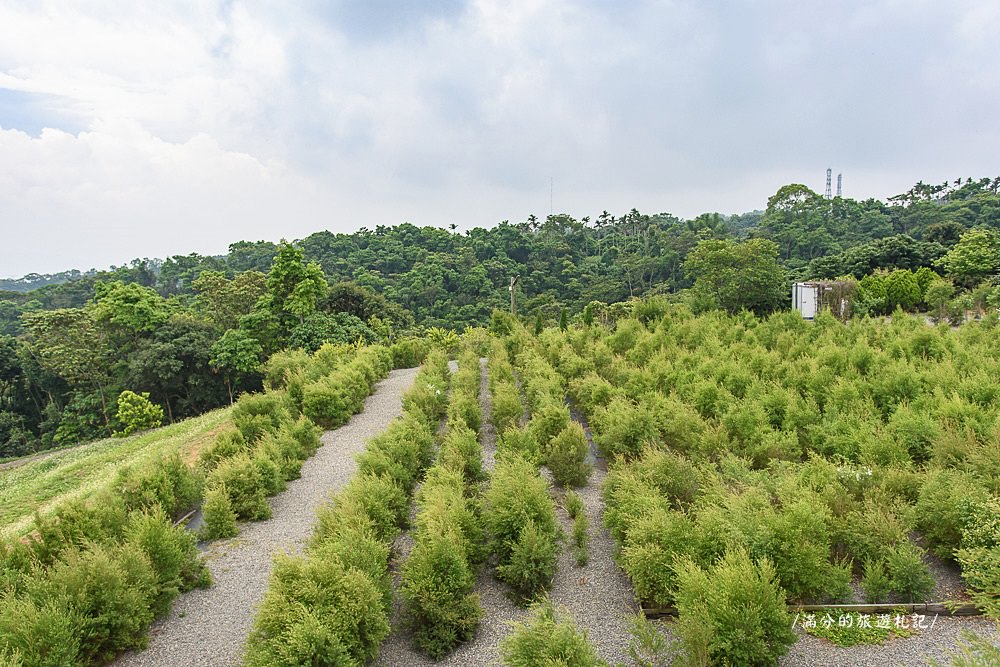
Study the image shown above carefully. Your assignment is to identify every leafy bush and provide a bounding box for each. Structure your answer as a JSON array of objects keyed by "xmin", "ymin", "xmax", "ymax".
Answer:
[
  {"xmin": 389, "ymin": 337, "xmax": 431, "ymax": 369},
  {"xmin": 206, "ymin": 453, "xmax": 271, "ymax": 521},
  {"xmin": 401, "ymin": 530, "xmax": 482, "ymax": 658},
  {"xmin": 0, "ymin": 592, "xmax": 81, "ymax": 667},
  {"xmin": 619, "ymin": 507, "xmax": 699, "ymax": 606},
  {"xmin": 113, "ymin": 390, "xmax": 164, "ymax": 437},
  {"xmin": 886, "ymin": 541, "xmax": 935, "ymax": 602},
  {"xmin": 955, "ymin": 495, "xmax": 1000, "ymax": 618},
  {"xmin": 591, "ymin": 396, "xmax": 658, "ymax": 459},
  {"xmin": 916, "ymin": 469, "xmax": 990, "ymax": 559},
  {"xmin": 198, "ymin": 429, "xmax": 248, "ymax": 471},
  {"xmin": 244, "ymin": 554, "xmax": 390, "ymax": 667},
  {"xmin": 200, "ymin": 483, "xmax": 238, "ymax": 540},
  {"xmin": 497, "ymin": 426, "xmax": 542, "ymax": 464},
  {"xmin": 500, "ymin": 601, "xmax": 608, "ymax": 667},
  {"xmin": 491, "ymin": 380, "xmax": 523, "ymax": 434},
  {"xmin": 861, "ymin": 557, "xmax": 891, "ymax": 603},
  {"xmin": 496, "ymin": 520, "xmax": 559, "ymax": 603},
  {"xmin": 115, "ymin": 453, "xmax": 202, "ymax": 517},
  {"xmin": 673, "ymin": 548, "xmax": 795, "ymax": 667},
  {"xmin": 572, "ymin": 511, "xmax": 589, "ymax": 567},
  {"xmin": 437, "ymin": 424, "xmax": 485, "ymax": 486},
  {"xmin": 125, "ymin": 511, "xmax": 210, "ymax": 614},
  {"xmin": 483, "ymin": 454, "xmax": 559, "ymax": 568},
  {"xmin": 564, "ymin": 490, "xmax": 584, "ymax": 519},
  {"xmin": 232, "ymin": 391, "xmax": 293, "ymax": 442},
  {"xmin": 528, "ymin": 402, "xmax": 571, "ymax": 450},
  {"xmin": 545, "ymin": 422, "xmax": 591, "ymax": 487}
]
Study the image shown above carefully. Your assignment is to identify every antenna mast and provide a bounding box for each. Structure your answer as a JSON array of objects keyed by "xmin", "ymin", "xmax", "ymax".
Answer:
[
  {"xmin": 836, "ymin": 173, "xmax": 843, "ymax": 198},
  {"xmin": 825, "ymin": 168, "xmax": 832, "ymax": 199}
]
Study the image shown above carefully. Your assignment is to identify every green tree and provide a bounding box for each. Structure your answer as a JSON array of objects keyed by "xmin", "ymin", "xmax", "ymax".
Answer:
[
  {"xmin": 924, "ymin": 280, "xmax": 955, "ymax": 321},
  {"xmin": 192, "ymin": 270, "xmax": 267, "ymax": 330},
  {"xmin": 683, "ymin": 239, "xmax": 786, "ymax": 315},
  {"xmin": 263, "ymin": 242, "xmax": 327, "ymax": 327},
  {"xmin": 210, "ymin": 329, "xmax": 263, "ymax": 404},
  {"xmin": 883, "ymin": 270, "xmax": 921, "ymax": 311},
  {"xmin": 936, "ymin": 227, "xmax": 1000, "ymax": 288},
  {"xmin": 91, "ymin": 280, "xmax": 169, "ymax": 339},
  {"xmin": 113, "ymin": 390, "xmax": 164, "ymax": 436}
]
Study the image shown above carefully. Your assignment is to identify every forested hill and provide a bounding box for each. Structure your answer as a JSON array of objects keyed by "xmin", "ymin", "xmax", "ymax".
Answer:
[
  {"xmin": 5, "ymin": 176, "xmax": 1000, "ymax": 330},
  {"xmin": 1, "ymin": 176, "xmax": 998, "ymax": 457}
]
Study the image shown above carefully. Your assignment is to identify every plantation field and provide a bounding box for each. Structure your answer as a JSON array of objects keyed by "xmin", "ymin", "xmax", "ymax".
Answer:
[{"xmin": 0, "ymin": 406, "xmax": 232, "ymax": 537}]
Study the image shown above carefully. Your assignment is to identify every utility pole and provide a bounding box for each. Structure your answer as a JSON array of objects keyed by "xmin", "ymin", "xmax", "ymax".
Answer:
[{"xmin": 509, "ymin": 275, "xmax": 519, "ymax": 315}]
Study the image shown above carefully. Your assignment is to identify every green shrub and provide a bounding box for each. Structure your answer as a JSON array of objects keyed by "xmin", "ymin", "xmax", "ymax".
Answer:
[
  {"xmin": 0, "ymin": 593, "xmax": 81, "ymax": 667},
  {"xmin": 545, "ymin": 422, "xmax": 591, "ymax": 488},
  {"xmin": 198, "ymin": 429, "xmax": 248, "ymax": 471},
  {"xmin": 483, "ymin": 454, "xmax": 559, "ymax": 567},
  {"xmin": 861, "ymin": 557, "xmax": 890, "ymax": 603},
  {"xmin": 200, "ymin": 483, "xmax": 239, "ymax": 540},
  {"xmin": 592, "ymin": 396, "xmax": 658, "ymax": 459},
  {"xmin": 114, "ymin": 453, "xmax": 203, "ymax": 517},
  {"xmin": 244, "ymin": 554, "xmax": 390, "ymax": 667},
  {"xmin": 886, "ymin": 541, "xmax": 935, "ymax": 602},
  {"xmin": 916, "ymin": 469, "xmax": 990, "ymax": 559},
  {"xmin": 497, "ymin": 426, "xmax": 541, "ymax": 464},
  {"xmin": 207, "ymin": 453, "xmax": 271, "ymax": 521},
  {"xmin": 564, "ymin": 490, "xmax": 584, "ymax": 519},
  {"xmin": 390, "ymin": 337, "xmax": 431, "ymax": 369},
  {"xmin": 496, "ymin": 520, "xmax": 559, "ymax": 603},
  {"xmin": 500, "ymin": 601, "xmax": 608, "ymax": 667},
  {"xmin": 336, "ymin": 474, "xmax": 408, "ymax": 543},
  {"xmin": 262, "ymin": 348, "xmax": 312, "ymax": 390},
  {"xmin": 955, "ymin": 495, "xmax": 1000, "ymax": 618},
  {"xmin": 33, "ymin": 543, "xmax": 157, "ymax": 664},
  {"xmin": 401, "ymin": 531, "xmax": 481, "ymax": 658},
  {"xmin": 125, "ymin": 511, "xmax": 210, "ymax": 614},
  {"xmin": 302, "ymin": 377, "xmax": 353, "ymax": 429},
  {"xmin": 447, "ymin": 391, "xmax": 481, "ymax": 433},
  {"xmin": 528, "ymin": 402, "xmax": 570, "ymax": 449},
  {"xmin": 252, "ymin": 444, "xmax": 286, "ymax": 496},
  {"xmin": 673, "ymin": 548, "xmax": 795, "ymax": 667},
  {"xmin": 113, "ymin": 390, "xmax": 164, "ymax": 437},
  {"xmin": 357, "ymin": 414, "xmax": 433, "ymax": 494},
  {"xmin": 491, "ymin": 381, "xmax": 523, "ymax": 434},
  {"xmin": 30, "ymin": 493, "xmax": 130, "ymax": 565},
  {"xmin": 438, "ymin": 424, "xmax": 485, "ymax": 486},
  {"xmin": 310, "ymin": 526, "xmax": 392, "ymax": 612},
  {"xmin": 232, "ymin": 391, "xmax": 293, "ymax": 442},
  {"xmin": 619, "ymin": 507, "xmax": 699, "ymax": 606}
]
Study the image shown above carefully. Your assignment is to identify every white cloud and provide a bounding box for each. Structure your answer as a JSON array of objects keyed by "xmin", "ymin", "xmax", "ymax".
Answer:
[{"xmin": 1, "ymin": 0, "xmax": 999, "ymax": 276}]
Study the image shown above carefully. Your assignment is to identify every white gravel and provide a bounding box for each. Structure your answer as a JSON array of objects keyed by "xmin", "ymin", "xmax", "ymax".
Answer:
[{"xmin": 115, "ymin": 367, "xmax": 419, "ymax": 667}]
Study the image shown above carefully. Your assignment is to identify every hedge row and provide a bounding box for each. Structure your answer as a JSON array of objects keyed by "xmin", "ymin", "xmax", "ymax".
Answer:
[
  {"xmin": 0, "ymin": 344, "xmax": 394, "ymax": 666},
  {"xmin": 199, "ymin": 345, "xmax": 391, "ymax": 536},
  {"xmin": 402, "ymin": 350, "xmax": 485, "ymax": 658},
  {"xmin": 242, "ymin": 350, "xmax": 450, "ymax": 667},
  {"xmin": 510, "ymin": 343, "xmax": 591, "ymax": 488}
]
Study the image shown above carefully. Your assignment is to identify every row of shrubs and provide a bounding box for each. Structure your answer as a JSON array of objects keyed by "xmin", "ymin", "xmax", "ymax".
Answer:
[
  {"xmin": 0, "ymin": 457, "xmax": 212, "ymax": 665},
  {"xmin": 198, "ymin": 344, "xmax": 392, "ymax": 538},
  {"xmin": 401, "ymin": 351, "xmax": 486, "ymax": 658},
  {"xmin": 242, "ymin": 350, "xmax": 450, "ymax": 666},
  {"xmin": 0, "ymin": 344, "xmax": 395, "ymax": 666},
  {"xmin": 541, "ymin": 307, "xmax": 1000, "ymax": 614},
  {"xmin": 501, "ymin": 343, "xmax": 591, "ymax": 488}
]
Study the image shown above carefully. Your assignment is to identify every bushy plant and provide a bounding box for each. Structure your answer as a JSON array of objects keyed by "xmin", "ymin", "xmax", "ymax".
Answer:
[
  {"xmin": 497, "ymin": 426, "xmax": 542, "ymax": 464},
  {"xmin": 491, "ymin": 380, "xmax": 523, "ymax": 434},
  {"xmin": 0, "ymin": 592, "xmax": 81, "ymax": 667},
  {"xmin": 115, "ymin": 453, "xmax": 202, "ymax": 517},
  {"xmin": 244, "ymin": 554, "xmax": 390, "ymax": 667},
  {"xmin": 916, "ymin": 469, "xmax": 990, "ymax": 559},
  {"xmin": 125, "ymin": 511, "xmax": 210, "ymax": 614},
  {"xmin": 206, "ymin": 453, "xmax": 271, "ymax": 521},
  {"xmin": 499, "ymin": 601, "xmax": 608, "ymax": 667},
  {"xmin": 389, "ymin": 337, "xmax": 431, "ymax": 369},
  {"xmin": 528, "ymin": 402, "xmax": 571, "ymax": 449},
  {"xmin": 886, "ymin": 541, "xmax": 935, "ymax": 602},
  {"xmin": 861, "ymin": 557, "xmax": 891, "ymax": 603},
  {"xmin": 113, "ymin": 390, "xmax": 164, "ymax": 437},
  {"xmin": 197, "ymin": 429, "xmax": 248, "ymax": 471},
  {"xmin": 545, "ymin": 422, "xmax": 591, "ymax": 487},
  {"xmin": 591, "ymin": 396, "xmax": 658, "ymax": 459},
  {"xmin": 673, "ymin": 548, "xmax": 795, "ymax": 667},
  {"xmin": 572, "ymin": 511, "xmax": 589, "ymax": 567},
  {"xmin": 438, "ymin": 424, "xmax": 485, "ymax": 486},
  {"xmin": 564, "ymin": 489, "xmax": 584, "ymax": 519},
  {"xmin": 483, "ymin": 454, "xmax": 559, "ymax": 567},
  {"xmin": 401, "ymin": 530, "xmax": 482, "ymax": 658},
  {"xmin": 200, "ymin": 482, "xmax": 238, "ymax": 540},
  {"xmin": 496, "ymin": 520, "xmax": 559, "ymax": 603},
  {"xmin": 619, "ymin": 507, "xmax": 699, "ymax": 606},
  {"xmin": 231, "ymin": 391, "xmax": 293, "ymax": 442}
]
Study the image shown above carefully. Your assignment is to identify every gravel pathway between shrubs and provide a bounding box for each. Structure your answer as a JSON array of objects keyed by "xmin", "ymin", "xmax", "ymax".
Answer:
[{"xmin": 115, "ymin": 367, "xmax": 419, "ymax": 667}]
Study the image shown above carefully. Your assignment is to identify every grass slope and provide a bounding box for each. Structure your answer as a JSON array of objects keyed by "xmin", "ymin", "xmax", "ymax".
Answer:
[{"xmin": 0, "ymin": 406, "xmax": 232, "ymax": 537}]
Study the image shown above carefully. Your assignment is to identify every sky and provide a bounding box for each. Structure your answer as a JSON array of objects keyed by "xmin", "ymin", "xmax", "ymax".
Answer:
[{"xmin": 0, "ymin": 0, "xmax": 998, "ymax": 278}]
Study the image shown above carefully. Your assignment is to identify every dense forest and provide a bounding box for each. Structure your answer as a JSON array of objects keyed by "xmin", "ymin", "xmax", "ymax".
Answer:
[{"xmin": 2, "ymin": 176, "xmax": 999, "ymax": 457}]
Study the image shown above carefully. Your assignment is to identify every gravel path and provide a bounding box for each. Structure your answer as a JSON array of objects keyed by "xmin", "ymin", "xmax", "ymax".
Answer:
[
  {"xmin": 115, "ymin": 367, "xmax": 419, "ymax": 667},
  {"xmin": 779, "ymin": 616, "xmax": 1000, "ymax": 666}
]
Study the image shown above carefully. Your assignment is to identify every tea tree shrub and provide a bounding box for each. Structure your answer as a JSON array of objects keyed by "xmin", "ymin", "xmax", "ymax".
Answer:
[
  {"xmin": 500, "ymin": 601, "xmax": 607, "ymax": 667},
  {"xmin": 200, "ymin": 483, "xmax": 238, "ymax": 540},
  {"xmin": 496, "ymin": 520, "xmax": 559, "ymax": 602},
  {"xmin": 244, "ymin": 555, "xmax": 389, "ymax": 667},
  {"xmin": 673, "ymin": 548, "xmax": 795, "ymax": 667},
  {"xmin": 545, "ymin": 422, "xmax": 591, "ymax": 487},
  {"xmin": 916, "ymin": 469, "xmax": 990, "ymax": 559},
  {"xmin": 497, "ymin": 426, "xmax": 542, "ymax": 465},
  {"xmin": 206, "ymin": 453, "xmax": 271, "ymax": 521},
  {"xmin": 491, "ymin": 380, "xmax": 524, "ymax": 434},
  {"xmin": 619, "ymin": 507, "xmax": 699, "ymax": 606},
  {"xmin": 591, "ymin": 396, "xmax": 658, "ymax": 459}
]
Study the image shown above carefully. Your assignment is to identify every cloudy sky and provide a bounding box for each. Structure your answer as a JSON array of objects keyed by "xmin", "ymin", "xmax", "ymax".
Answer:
[{"xmin": 1, "ymin": 0, "xmax": 998, "ymax": 277}]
